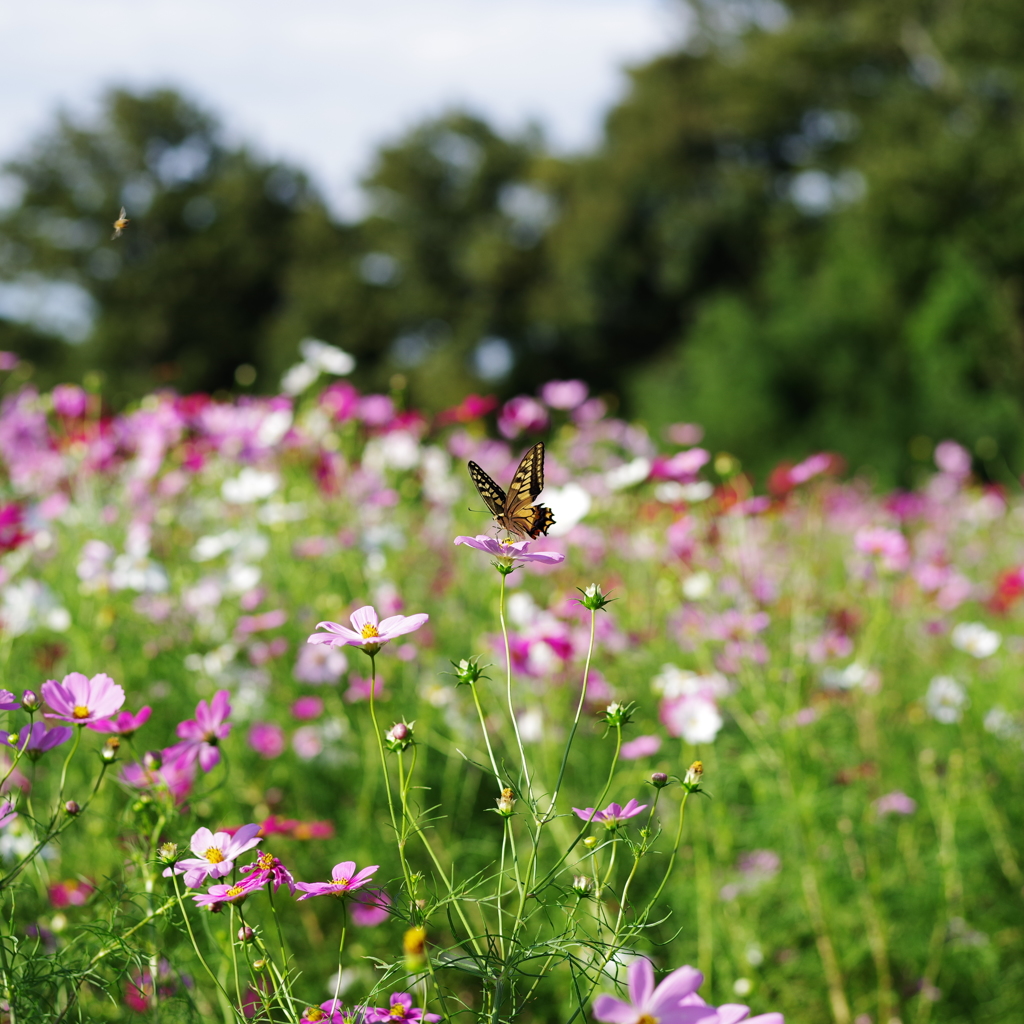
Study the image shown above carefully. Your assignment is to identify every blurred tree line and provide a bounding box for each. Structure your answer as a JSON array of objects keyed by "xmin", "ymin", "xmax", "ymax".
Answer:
[{"xmin": 3, "ymin": 0, "xmax": 1024, "ymax": 482}]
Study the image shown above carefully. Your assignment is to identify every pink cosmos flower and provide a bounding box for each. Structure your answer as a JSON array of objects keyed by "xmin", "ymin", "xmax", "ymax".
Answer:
[
  {"xmin": 350, "ymin": 887, "xmax": 392, "ymax": 926},
  {"xmin": 540, "ymin": 379, "xmax": 589, "ymax": 410},
  {"xmin": 592, "ymin": 959, "xmax": 715, "ymax": 1024},
  {"xmin": 164, "ymin": 690, "xmax": 231, "ymax": 771},
  {"xmin": 42, "ymin": 672, "xmax": 125, "ymax": 725},
  {"xmin": 301, "ymin": 999, "xmax": 346, "ymax": 1024},
  {"xmin": 292, "ymin": 696, "xmax": 324, "ymax": 720},
  {"xmin": 52, "ymin": 384, "xmax": 88, "ymax": 418},
  {"xmin": 454, "ymin": 535, "xmax": 566, "ymax": 567},
  {"xmin": 0, "ymin": 722, "xmax": 73, "ymax": 759},
  {"xmin": 191, "ymin": 878, "xmax": 260, "ymax": 908},
  {"xmin": 294, "ymin": 643, "xmax": 349, "ymax": 684},
  {"xmin": 308, "ymin": 606, "xmax": 428, "ymax": 654},
  {"xmin": 497, "ymin": 396, "xmax": 548, "ymax": 439},
  {"xmin": 573, "ymin": 799, "xmax": 648, "ymax": 829},
  {"xmin": 294, "ymin": 860, "xmax": 379, "ymax": 900},
  {"xmin": 619, "ymin": 735, "xmax": 662, "ymax": 760},
  {"xmin": 0, "ymin": 801, "xmax": 17, "ymax": 829},
  {"xmin": 163, "ymin": 823, "xmax": 263, "ymax": 888},
  {"xmin": 88, "ymin": 706, "xmax": 152, "ymax": 737},
  {"xmin": 365, "ymin": 993, "xmax": 440, "ymax": 1024},
  {"xmin": 875, "ymin": 791, "xmax": 917, "ymax": 816},
  {"xmin": 679, "ymin": 993, "xmax": 784, "ymax": 1024},
  {"xmin": 49, "ymin": 878, "xmax": 95, "ymax": 908},
  {"xmin": 0, "ymin": 690, "xmax": 20, "ymax": 711},
  {"xmin": 854, "ymin": 527, "xmax": 910, "ymax": 572},
  {"xmin": 249, "ymin": 722, "xmax": 286, "ymax": 759},
  {"xmin": 121, "ymin": 758, "xmax": 195, "ymax": 802},
  {"xmin": 241, "ymin": 851, "xmax": 296, "ymax": 894}
]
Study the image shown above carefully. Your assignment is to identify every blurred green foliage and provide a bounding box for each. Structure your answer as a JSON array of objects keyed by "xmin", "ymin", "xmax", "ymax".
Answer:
[{"xmin": 4, "ymin": 0, "xmax": 1024, "ymax": 480}]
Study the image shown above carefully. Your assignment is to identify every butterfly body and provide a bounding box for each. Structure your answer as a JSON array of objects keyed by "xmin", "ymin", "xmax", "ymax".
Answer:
[{"xmin": 468, "ymin": 442, "xmax": 555, "ymax": 540}]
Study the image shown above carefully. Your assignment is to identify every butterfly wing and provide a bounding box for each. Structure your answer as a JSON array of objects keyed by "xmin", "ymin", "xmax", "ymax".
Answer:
[
  {"xmin": 468, "ymin": 461, "xmax": 508, "ymax": 521},
  {"xmin": 505, "ymin": 442, "xmax": 555, "ymax": 538}
]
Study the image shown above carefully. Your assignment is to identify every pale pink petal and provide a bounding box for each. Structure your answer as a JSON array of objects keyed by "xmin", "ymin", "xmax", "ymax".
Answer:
[
  {"xmin": 520, "ymin": 551, "xmax": 565, "ymax": 564},
  {"xmin": 198, "ymin": 745, "xmax": 221, "ymax": 772},
  {"xmin": 41, "ymin": 680, "xmax": 73, "ymax": 717},
  {"xmin": 746, "ymin": 1015, "xmax": 784, "ymax": 1024},
  {"xmin": 349, "ymin": 607, "xmax": 379, "ymax": 632},
  {"xmin": 377, "ymin": 614, "xmax": 429, "ymax": 640},
  {"xmin": 210, "ymin": 689, "xmax": 231, "ymax": 724},
  {"xmin": 592, "ymin": 996, "xmax": 636, "ymax": 1024},
  {"xmin": 62, "ymin": 672, "xmax": 90, "ymax": 705},
  {"xmin": 228, "ymin": 823, "xmax": 264, "ymax": 857},
  {"xmin": 351, "ymin": 864, "xmax": 380, "ymax": 886},
  {"xmin": 648, "ymin": 966, "xmax": 704, "ymax": 1016},
  {"xmin": 189, "ymin": 827, "xmax": 216, "ymax": 856},
  {"xmin": 628, "ymin": 958, "xmax": 655, "ymax": 1010},
  {"xmin": 713, "ymin": 1006, "xmax": 750, "ymax": 1024},
  {"xmin": 332, "ymin": 860, "xmax": 357, "ymax": 882}
]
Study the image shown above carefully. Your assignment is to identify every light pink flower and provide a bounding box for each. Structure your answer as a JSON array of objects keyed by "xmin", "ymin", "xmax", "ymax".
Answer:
[
  {"xmin": 294, "ymin": 860, "xmax": 379, "ymax": 900},
  {"xmin": 497, "ymin": 396, "xmax": 548, "ymax": 439},
  {"xmin": 350, "ymin": 887, "xmax": 392, "ymax": 926},
  {"xmin": 88, "ymin": 706, "xmax": 151, "ymax": 736},
  {"xmin": 293, "ymin": 643, "xmax": 348, "ymax": 684},
  {"xmin": 573, "ymin": 799, "xmax": 648, "ymax": 829},
  {"xmin": 191, "ymin": 878, "xmax": 260, "ymax": 908},
  {"xmin": 0, "ymin": 800, "xmax": 17, "ymax": 829},
  {"xmin": 454, "ymin": 535, "xmax": 565, "ymax": 567},
  {"xmin": 308, "ymin": 605, "xmax": 428, "ymax": 654},
  {"xmin": 42, "ymin": 672, "xmax": 125, "ymax": 725},
  {"xmin": 163, "ymin": 823, "xmax": 263, "ymax": 888},
  {"xmin": 875, "ymin": 791, "xmax": 917, "ymax": 816},
  {"xmin": 619, "ymin": 735, "xmax": 662, "ymax": 760},
  {"xmin": 540, "ymin": 379, "xmax": 588, "ymax": 410},
  {"xmin": 593, "ymin": 958, "xmax": 714, "ymax": 1024},
  {"xmin": 854, "ymin": 527, "xmax": 909, "ymax": 572},
  {"xmin": 165, "ymin": 690, "xmax": 231, "ymax": 771}
]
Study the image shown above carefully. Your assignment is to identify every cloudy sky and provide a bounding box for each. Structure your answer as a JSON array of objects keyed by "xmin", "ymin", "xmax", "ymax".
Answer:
[{"xmin": 1, "ymin": 0, "xmax": 685, "ymax": 215}]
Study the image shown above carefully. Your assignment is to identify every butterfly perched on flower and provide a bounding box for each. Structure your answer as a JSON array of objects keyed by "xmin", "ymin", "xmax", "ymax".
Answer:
[{"xmin": 468, "ymin": 442, "xmax": 555, "ymax": 540}]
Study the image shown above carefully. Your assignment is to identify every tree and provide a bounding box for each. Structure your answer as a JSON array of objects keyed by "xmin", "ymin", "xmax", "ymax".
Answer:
[{"xmin": 0, "ymin": 88, "xmax": 325, "ymax": 401}]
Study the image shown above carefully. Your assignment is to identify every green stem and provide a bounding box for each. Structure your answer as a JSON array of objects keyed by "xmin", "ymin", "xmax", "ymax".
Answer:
[{"xmin": 499, "ymin": 572, "xmax": 532, "ymax": 802}]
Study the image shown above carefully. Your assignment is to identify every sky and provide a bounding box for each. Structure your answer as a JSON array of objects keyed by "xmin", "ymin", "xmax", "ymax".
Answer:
[{"xmin": 0, "ymin": 0, "xmax": 686, "ymax": 217}]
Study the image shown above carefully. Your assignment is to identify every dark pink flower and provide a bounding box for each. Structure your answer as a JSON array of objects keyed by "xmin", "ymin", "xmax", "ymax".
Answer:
[
  {"xmin": 165, "ymin": 690, "xmax": 231, "ymax": 771},
  {"xmin": 365, "ymin": 993, "xmax": 440, "ymax": 1024},
  {"xmin": 308, "ymin": 605, "xmax": 428, "ymax": 654},
  {"xmin": 49, "ymin": 878, "xmax": 95, "ymax": 908},
  {"xmin": 88, "ymin": 706, "xmax": 151, "ymax": 737},
  {"xmin": 300, "ymin": 999, "xmax": 346, "ymax": 1024},
  {"xmin": 0, "ymin": 801, "xmax": 17, "ymax": 829},
  {"xmin": 248, "ymin": 723, "xmax": 286, "ymax": 759},
  {"xmin": 454, "ymin": 535, "xmax": 565, "ymax": 568},
  {"xmin": 42, "ymin": 672, "xmax": 125, "ymax": 725},
  {"xmin": 573, "ymin": 799, "xmax": 648, "ymax": 829},
  {"xmin": 292, "ymin": 696, "xmax": 323, "ymax": 720},
  {"xmin": 163, "ymin": 823, "xmax": 263, "ymax": 888},
  {"xmin": 294, "ymin": 860, "xmax": 379, "ymax": 900},
  {"xmin": 241, "ymin": 851, "xmax": 296, "ymax": 894},
  {"xmin": 593, "ymin": 959, "xmax": 713, "ymax": 1024},
  {"xmin": 497, "ymin": 396, "xmax": 548, "ymax": 439}
]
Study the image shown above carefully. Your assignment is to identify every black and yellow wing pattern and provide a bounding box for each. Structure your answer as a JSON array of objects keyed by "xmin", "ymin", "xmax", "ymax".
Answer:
[{"xmin": 468, "ymin": 441, "xmax": 555, "ymax": 539}]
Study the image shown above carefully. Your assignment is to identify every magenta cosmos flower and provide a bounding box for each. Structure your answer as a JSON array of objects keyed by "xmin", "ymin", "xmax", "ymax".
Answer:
[
  {"xmin": 593, "ymin": 959, "xmax": 715, "ymax": 1024},
  {"xmin": 164, "ymin": 690, "xmax": 231, "ymax": 771},
  {"xmin": 164, "ymin": 823, "xmax": 263, "ymax": 888},
  {"xmin": 241, "ymin": 851, "xmax": 296, "ymax": 894},
  {"xmin": 42, "ymin": 672, "xmax": 125, "ymax": 725},
  {"xmin": 308, "ymin": 606, "xmax": 428, "ymax": 655},
  {"xmin": 88, "ymin": 706, "xmax": 151, "ymax": 737},
  {"xmin": 365, "ymin": 993, "xmax": 440, "ymax": 1024},
  {"xmin": 294, "ymin": 860, "xmax": 379, "ymax": 900},
  {"xmin": 0, "ymin": 690, "xmax": 20, "ymax": 711},
  {"xmin": 573, "ymin": 799, "xmax": 648, "ymax": 830},
  {"xmin": 454, "ymin": 535, "xmax": 565, "ymax": 569},
  {"xmin": 301, "ymin": 999, "xmax": 346, "ymax": 1024},
  {"xmin": 0, "ymin": 722, "xmax": 73, "ymax": 759}
]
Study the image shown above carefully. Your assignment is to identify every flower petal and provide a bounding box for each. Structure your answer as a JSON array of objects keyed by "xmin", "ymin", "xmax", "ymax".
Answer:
[
  {"xmin": 628, "ymin": 957, "xmax": 655, "ymax": 1011},
  {"xmin": 713, "ymin": 1006, "xmax": 751, "ymax": 1024},
  {"xmin": 592, "ymin": 996, "xmax": 636, "ymax": 1024},
  {"xmin": 349, "ymin": 606, "xmax": 379, "ymax": 632},
  {"xmin": 332, "ymin": 860, "xmax": 357, "ymax": 882},
  {"xmin": 377, "ymin": 614, "xmax": 429, "ymax": 640},
  {"xmin": 647, "ymin": 966, "xmax": 705, "ymax": 1017}
]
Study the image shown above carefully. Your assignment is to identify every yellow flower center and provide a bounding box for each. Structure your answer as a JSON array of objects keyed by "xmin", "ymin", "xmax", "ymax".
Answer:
[
  {"xmin": 72, "ymin": 706, "xmax": 90, "ymax": 720},
  {"xmin": 390, "ymin": 1007, "xmax": 405, "ymax": 1018},
  {"xmin": 204, "ymin": 847, "xmax": 226, "ymax": 864},
  {"xmin": 360, "ymin": 624, "xmax": 380, "ymax": 639},
  {"xmin": 306, "ymin": 1010, "xmax": 326, "ymax": 1022},
  {"xmin": 332, "ymin": 878, "xmax": 351, "ymax": 888},
  {"xmin": 257, "ymin": 852, "xmax": 274, "ymax": 870},
  {"xmin": 226, "ymin": 886, "xmax": 244, "ymax": 898},
  {"xmin": 638, "ymin": 1016, "xmax": 658, "ymax": 1024}
]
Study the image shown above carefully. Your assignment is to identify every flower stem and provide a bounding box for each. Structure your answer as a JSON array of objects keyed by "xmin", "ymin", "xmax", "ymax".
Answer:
[{"xmin": 499, "ymin": 572, "xmax": 532, "ymax": 803}]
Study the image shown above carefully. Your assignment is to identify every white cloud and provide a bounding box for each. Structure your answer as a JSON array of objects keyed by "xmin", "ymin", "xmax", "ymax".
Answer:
[{"xmin": 0, "ymin": 0, "xmax": 682, "ymax": 217}]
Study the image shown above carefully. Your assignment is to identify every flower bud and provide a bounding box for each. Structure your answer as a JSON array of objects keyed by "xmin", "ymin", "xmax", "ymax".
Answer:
[
  {"xmin": 143, "ymin": 750, "xmax": 163, "ymax": 771},
  {"xmin": 583, "ymin": 835, "xmax": 598, "ymax": 849},
  {"xmin": 158, "ymin": 842, "xmax": 179, "ymax": 864},
  {"xmin": 4, "ymin": 733, "xmax": 18, "ymax": 749},
  {"xmin": 496, "ymin": 787, "xmax": 516, "ymax": 817},
  {"xmin": 101, "ymin": 737, "xmax": 121, "ymax": 762},
  {"xmin": 577, "ymin": 583, "xmax": 614, "ymax": 612},
  {"xmin": 571, "ymin": 875, "xmax": 593, "ymax": 897},
  {"xmin": 385, "ymin": 721, "xmax": 414, "ymax": 753},
  {"xmin": 601, "ymin": 702, "xmax": 635, "ymax": 728},
  {"xmin": 21, "ymin": 690, "xmax": 38, "ymax": 711},
  {"xmin": 683, "ymin": 760, "xmax": 704, "ymax": 791},
  {"xmin": 64, "ymin": 800, "xmax": 80, "ymax": 816},
  {"xmin": 451, "ymin": 657, "xmax": 487, "ymax": 686},
  {"xmin": 651, "ymin": 772, "xmax": 670, "ymax": 789},
  {"xmin": 252, "ymin": 958, "xmax": 267, "ymax": 970},
  {"xmin": 403, "ymin": 925, "xmax": 427, "ymax": 971},
  {"xmin": 238, "ymin": 925, "xmax": 255, "ymax": 943}
]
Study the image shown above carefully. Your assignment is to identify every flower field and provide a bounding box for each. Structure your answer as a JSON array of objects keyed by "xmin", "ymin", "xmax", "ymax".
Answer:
[{"xmin": 0, "ymin": 359, "xmax": 1020, "ymax": 1023}]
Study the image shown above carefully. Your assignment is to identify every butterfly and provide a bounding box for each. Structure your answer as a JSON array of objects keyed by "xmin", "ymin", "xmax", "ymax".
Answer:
[
  {"xmin": 111, "ymin": 207, "xmax": 130, "ymax": 240},
  {"xmin": 468, "ymin": 441, "xmax": 555, "ymax": 540}
]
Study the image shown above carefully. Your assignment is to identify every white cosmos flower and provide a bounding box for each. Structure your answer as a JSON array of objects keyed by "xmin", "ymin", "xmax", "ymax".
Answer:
[
  {"xmin": 926, "ymin": 675, "xmax": 968, "ymax": 724},
  {"xmin": 222, "ymin": 469, "xmax": 279, "ymax": 504},
  {"xmin": 951, "ymin": 622, "xmax": 1001, "ymax": 659}
]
